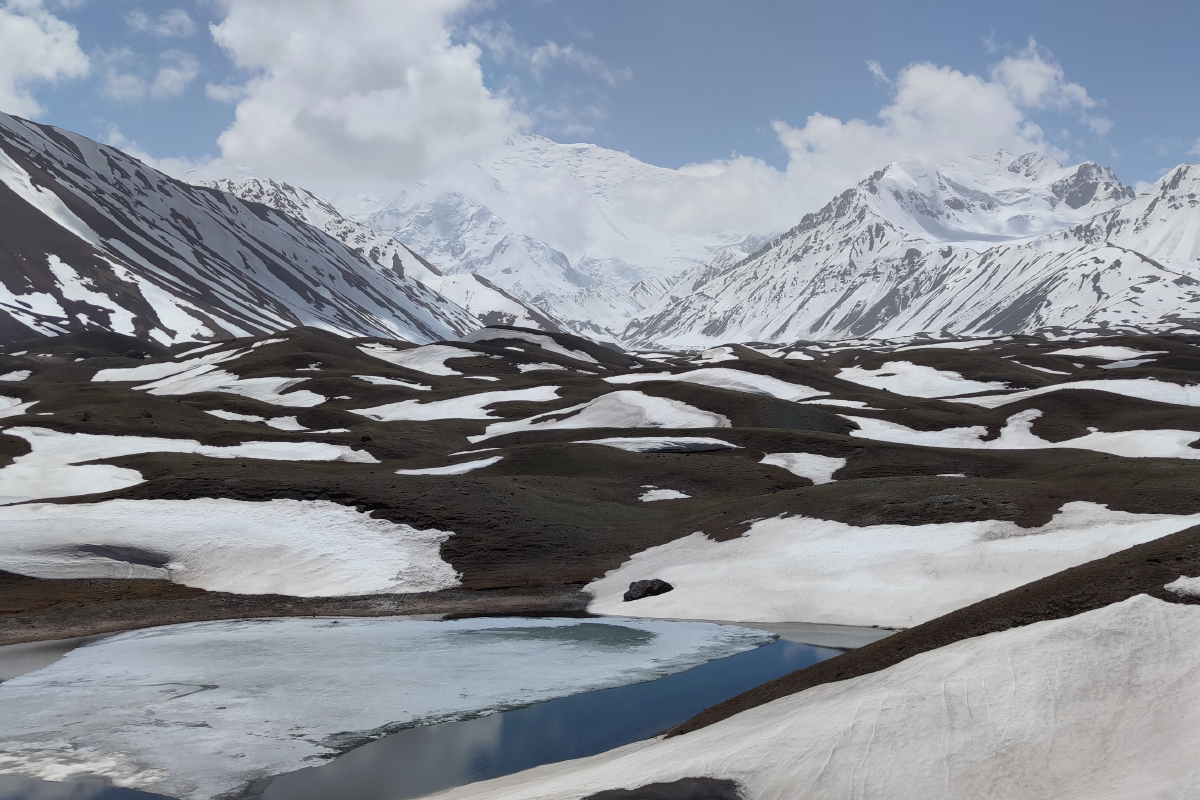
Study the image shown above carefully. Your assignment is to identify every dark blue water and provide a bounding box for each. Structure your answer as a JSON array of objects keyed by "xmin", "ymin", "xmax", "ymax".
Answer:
[{"xmin": 0, "ymin": 638, "xmax": 840, "ymax": 800}]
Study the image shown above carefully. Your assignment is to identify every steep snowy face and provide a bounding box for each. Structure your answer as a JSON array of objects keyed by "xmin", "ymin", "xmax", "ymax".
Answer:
[
  {"xmin": 336, "ymin": 135, "xmax": 759, "ymax": 343},
  {"xmin": 625, "ymin": 152, "xmax": 1199, "ymax": 347},
  {"xmin": 204, "ymin": 178, "xmax": 561, "ymax": 333},
  {"xmin": 0, "ymin": 113, "xmax": 479, "ymax": 345},
  {"xmin": 863, "ymin": 151, "xmax": 1134, "ymax": 246}
]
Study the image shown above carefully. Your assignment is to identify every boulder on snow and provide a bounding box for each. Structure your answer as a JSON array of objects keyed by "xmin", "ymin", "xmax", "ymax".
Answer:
[{"xmin": 624, "ymin": 579, "xmax": 674, "ymax": 602}]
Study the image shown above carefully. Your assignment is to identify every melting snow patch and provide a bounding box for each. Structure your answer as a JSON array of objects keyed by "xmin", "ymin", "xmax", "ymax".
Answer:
[
  {"xmin": 434, "ymin": 597, "xmax": 1200, "ymax": 800},
  {"xmin": 92, "ymin": 348, "xmax": 246, "ymax": 383},
  {"xmin": 607, "ymin": 367, "xmax": 825, "ymax": 401},
  {"xmin": 1047, "ymin": 346, "xmax": 1167, "ymax": 360},
  {"xmin": 0, "ymin": 427, "xmax": 377, "ymax": 505},
  {"xmin": 1101, "ymin": 359, "xmax": 1156, "ymax": 369},
  {"xmin": 801, "ymin": 398, "xmax": 883, "ymax": 410},
  {"xmin": 586, "ymin": 502, "xmax": 1200, "ymax": 627},
  {"xmin": 572, "ymin": 437, "xmax": 739, "ymax": 453},
  {"xmin": 0, "ymin": 370, "xmax": 31, "ymax": 382},
  {"xmin": 638, "ymin": 488, "xmax": 691, "ymax": 502},
  {"xmin": 204, "ymin": 410, "xmax": 308, "ymax": 431},
  {"xmin": 470, "ymin": 391, "xmax": 731, "ymax": 442},
  {"xmin": 354, "ymin": 375, "xmax": 432, "ymax": 390},
  {"xmin": 351, "ymin": 386, "xmax": 560, "ymax": 422},
  {"xmin": 691, "ymin": 347, "xmax": 738, "ymax": 364},
  {"xmin": 133, "ymin": 367, "xmax": 325, "ymax": 407},
  {"xmin": 893, "ymin": 339, "xmax": 996, "ymax": 352},
  {"xmin": 395, "ymin": 456, "xmax": 503, "ymax": 475},
  {"xmin": 0, "ymin": 396, "xmax": 36, "ymax": 419},
  {"xmin": 517, "ymin": 362, "xmax": 569, "ymax": 372},
  {"xmin": 460, "ymin": 329, "xmax": 600, "ymax": 364},
  {"xmin": 759, "ymin": 453, "xmax": 846, "ymax": 484},
  {"xmin": 360, "ymin": 343, "xmax": 492, "ymax": 376},
  {"xmin": 0, "ymin": 498, "xmax": 457, "ymax": 595},
  {"xmin": 0, "ymin": 616, "xmax": 769, "ymax": 800},
  {"xmin": 783, "ymin": 351, "xmax": 814, "ymax": 360},
  {"xmin": 1013, "ymin": 361, "xmax": 1071, "ymax": 375},
  {"xmin": 1165, "ymin": 576, "xmax": 1200, "ymax": 598},
  {"xmin": 837, "ymin": 361, "xmax": 1009, "ymax": 398},
  {"xmin": 955, "ymin": 378, "xmax": 1200, "ymax": 409}
]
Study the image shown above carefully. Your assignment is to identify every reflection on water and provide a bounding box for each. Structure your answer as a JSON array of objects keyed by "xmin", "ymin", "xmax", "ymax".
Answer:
[
  {"xmin": 0, "ymin": 637, "xmax": 840, "ymax": 800},
  {"xmin": 255, "ymin": 638, "xmax": 839, "ymax": 800}
]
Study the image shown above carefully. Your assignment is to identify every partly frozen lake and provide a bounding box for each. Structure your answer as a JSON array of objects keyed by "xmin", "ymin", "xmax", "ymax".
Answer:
[{"xmin": 0, "ymin": 616, "xmax": 841, "ymax": 800}]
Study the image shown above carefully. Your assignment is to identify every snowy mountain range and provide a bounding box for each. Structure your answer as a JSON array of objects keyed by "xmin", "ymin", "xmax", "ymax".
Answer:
[
  {"xmin": 626, "ymin": 151, "xmax": 1200, "ymax": 346},
  {"xmin": 0, "ymin": 111, "xmax": 479, "ymax": 345}
]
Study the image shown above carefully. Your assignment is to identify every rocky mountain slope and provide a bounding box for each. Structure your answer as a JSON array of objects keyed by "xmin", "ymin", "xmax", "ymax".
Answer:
[
  {"xmin": 202, "ymin": 178, "xmax": 564, "ymax": 334},
  {"xmin": 626, "ymin": 152, "xmax": 1200, "ymax": 347},
  {"xmin": 0, "ymin": 112, "xmax": 480, "ymax": 346}
]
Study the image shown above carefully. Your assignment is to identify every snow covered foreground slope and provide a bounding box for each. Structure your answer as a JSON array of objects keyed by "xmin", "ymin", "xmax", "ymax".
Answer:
[
  {"xmin": 0, "ymin": 112, "xmax": 479, "ymax": 345},
  {"xmin": 628, "ymin": 151, "xmax": 1200, "ymax": 346},
  {"xmin": 435, "ymin": 595, "xmax": 1200, "ymax": 800}
]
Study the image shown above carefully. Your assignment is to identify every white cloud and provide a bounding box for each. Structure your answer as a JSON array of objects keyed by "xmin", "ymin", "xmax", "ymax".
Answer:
[
  {"xmin": 866, "ymin": 60, "xmax": 890, "ymax": 84},
  {"xmin": 203, "ymin": 0, "xmax": 525, "ymax": 191},
  {"xmin": 127, "ymin": 8, "xmax": 195, "ymax": 38},
  {"xmin": 529, "ymin": 41, "xmax": 631, "ymax": 87},
  {"xmin": 205, "ymin": 82, "xmax": 245, "ymax": 103},
  {"xmin": 0, "ymin": 0, "xmax": 88, "ymax": 117},
  {"xmin": 1190, "ymin": 139, "xmax": 1200, "ymax": 157},
  {"xmin": 991, "ymin": 39, "xmax": 1111, "ymax": 138},
  {"xmin": 99, "ymin": 48, "xmax": 145, "ymax": 102},
  {"xmin": 150, "ymin": 49, "xmax": 198, "ymax": 98}
]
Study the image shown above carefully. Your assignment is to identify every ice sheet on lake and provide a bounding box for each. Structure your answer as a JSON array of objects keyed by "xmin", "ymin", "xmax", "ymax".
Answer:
[
  {"xmin": 952, "ymin": 377, "xmax": 1200, "ymax": 408},
  {"xmin": 438, "ymin": 597, "xmax": 1200, "ymax": 800},
  {"xmin": 587, "ymin": 501, "xmax": 1200, "ymax": 627},
  {"xmin": 572, "ymin": 437, "xmax": 739, "ymax": 453},
  {"xmin": 837, "ymin": 361, "xmax": 1009, "ymax": 398},
  {"xmin": 350, "ymin": 386, "xmax": 561, "ymax": 422},
  {"xmin": 606, "ymin": 367, "xmax": 825, "ymax": 402},
  {"xmin": 0, "ymin": 498, "xmax": 457, "ymax": 595},
  {"xmin": 0, "ymin": 617, "xmax": 772, "ymax": 800},
  {"xmin": 845, "ymin": 408, "xmax": 1200, "ymax": 459},
  {"xmin": 0, "ymin": 427, "xmax": 377, "ymax": 505},
  {"xmin": 470, "ymin": 391, "xmax": 731, "ymax": 442},
  {"xmin": 395, "ymin": 456, "xmax": 503, "ymax": 475},
  {"xmin": 759, "ymin": 453, "xmax": 846, "ymax": 484}
]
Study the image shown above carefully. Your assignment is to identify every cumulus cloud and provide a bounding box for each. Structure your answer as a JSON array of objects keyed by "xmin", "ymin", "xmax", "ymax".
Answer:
[
  {"xmin": 991, "ymin": 39, "xmax": 1111, "ymax": 136},
  {"xmin": 127, "ymin": 8, "xmax": 195, "ymax": 38},
  {"xmin": 204, "ymin": 0, "xmax": 525, "ymax": 191},
  {"xmin": 150, "ymin": 49, "xmax": 199, "ymax": 98},
  {"xmin": 100, "ymin": 47, "xmax": 198, "ymax": 102},
  {"xmin": 0, "ymin": 0, "xmax": 88, "ymax": 117}
]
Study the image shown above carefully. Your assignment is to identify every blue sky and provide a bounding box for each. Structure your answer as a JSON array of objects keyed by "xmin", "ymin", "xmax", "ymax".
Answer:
[{"xmin": 3, "ymin": 0, "xmax": 1198, "ymax": 199}]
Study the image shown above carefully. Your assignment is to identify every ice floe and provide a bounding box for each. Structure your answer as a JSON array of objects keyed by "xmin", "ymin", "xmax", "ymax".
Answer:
[
  {"xmin": 351, "ymin": 386, "xmax": 561, "ymax": 422},
  {"xmin": 1047, "ymin": 345, "xmax": 1166, "ymax": 360},
  {"xmin": 845, "ymin": 409, "xmax": 1200, "ymax": 459},
  {"xmin": 0, "ymin": 370, "xmax": 30, "ymax": 382},
  {"xmin": 0, "ymin": 497, "xmax": 456, "ymax": 594},
  {"xmin": 606, "ymin": 367, "xmax": 825, "ymax": 402},
  {"xmin": 759, "ymin": 453, "xmax": 846, "ymax": 484},
  {"xmin": 0, "ymin": 427, "xmax": 377, "ymax": 505},
  {"xmin": 460, "ymin": 329, "xmax": 600, "ymax": 364},
  {"xmin": 359, "ymin": 343, "xmax": 490, "ymax": 376},
  {"xmin": 572, "ymin": 437, "xmax": 739, "ymax": 453},
  {"xmin": 638, "ymin": 488, "xmax": 691, "ymax": 502},
  {"xmin": 586, "ymin": 502, "xmax": 1200, "ymax": 627},
  {"xmin": 395, "ymin": 456, "xmax": 504, "ymax": 475},
  {"xmin": 838, "ymin": 361, "xmax": 1010, "ymax": 398},
  {"xmin": 0, "ymin": 617, "xmax": 770, "ymax": 800},
  {"xmin": 354, "ymin": 375, "xmax": 433, "ymax": 390},
  {"xmin": 1165, "ymin": 575, "xmax": 1200, "ymax": 598},
  {"xmin": 436, "ymin": 596, "xmax": 1200, "ymax": 800},
  {"xmin": 954, "ymin": 377, "xmax": 1200, "ymax": 408},
  {"xmin": 470, "ymin": 391, "xmax": 731, "ymax": 443}
]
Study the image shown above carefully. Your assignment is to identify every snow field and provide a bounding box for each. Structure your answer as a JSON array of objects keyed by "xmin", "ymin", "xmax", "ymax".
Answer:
[
  {"xmin": 953, "ymin": 377, "xmax": 1200, "ymax": 408},
  {"xmin": 359, "ymin": 343, "xmax": 487, "ymax": 376},
  {"xmin": 837, "ymin": 361, "xmax": 1010, "ymax": 398},
  {"xmin": 395, "ymin": 456, "xmax": 504, "ymax": 475},
  {"xmin": 350, "ymin": 386, "xmax": 561, "ymax": 422},
  {"xmin": 846, "ymin": 408, "xmax": 1200, "ymax": 459},
  {"xmin": 0, "ymin": 617, "xmax": 772, "ymax": 800},
  {"xmin": 123, "ymin": 363, "xmax": 326, "ymax": 407},
  {"xmin": 571, "ymin": 437, "xmax": 739, "ymax": 453},
  {"xmin": 92, "ymin": 347, "xmax": 246, "ymax": 383},
  {"xmin": 470, "ymin": 391, "xmax": 731, "ymax": 442},
  {"xmin": 1047, "ymin": 345, "xmax": 1166, "ymax": 360},
  {"xmin": 606, "ymin": 367, "xmax": 826, "ymax": 402},
  {"xmin": 0, "ymin": 427, "xmax": 377, "ymax": 505},
  {"xmin": 759, "ymin": 453, "xmax": 846, "ymax": 484},
  {"xmin": 435, "ymin": 596, "xmax": 1200, "ymax": 800},
  {"xmin": 0, "ymin": 498, "xmax": 458, "ymax": 595},
  {"xmin": 586, "ymin": 502, "xmax": 1200, "ymax": 627}
]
